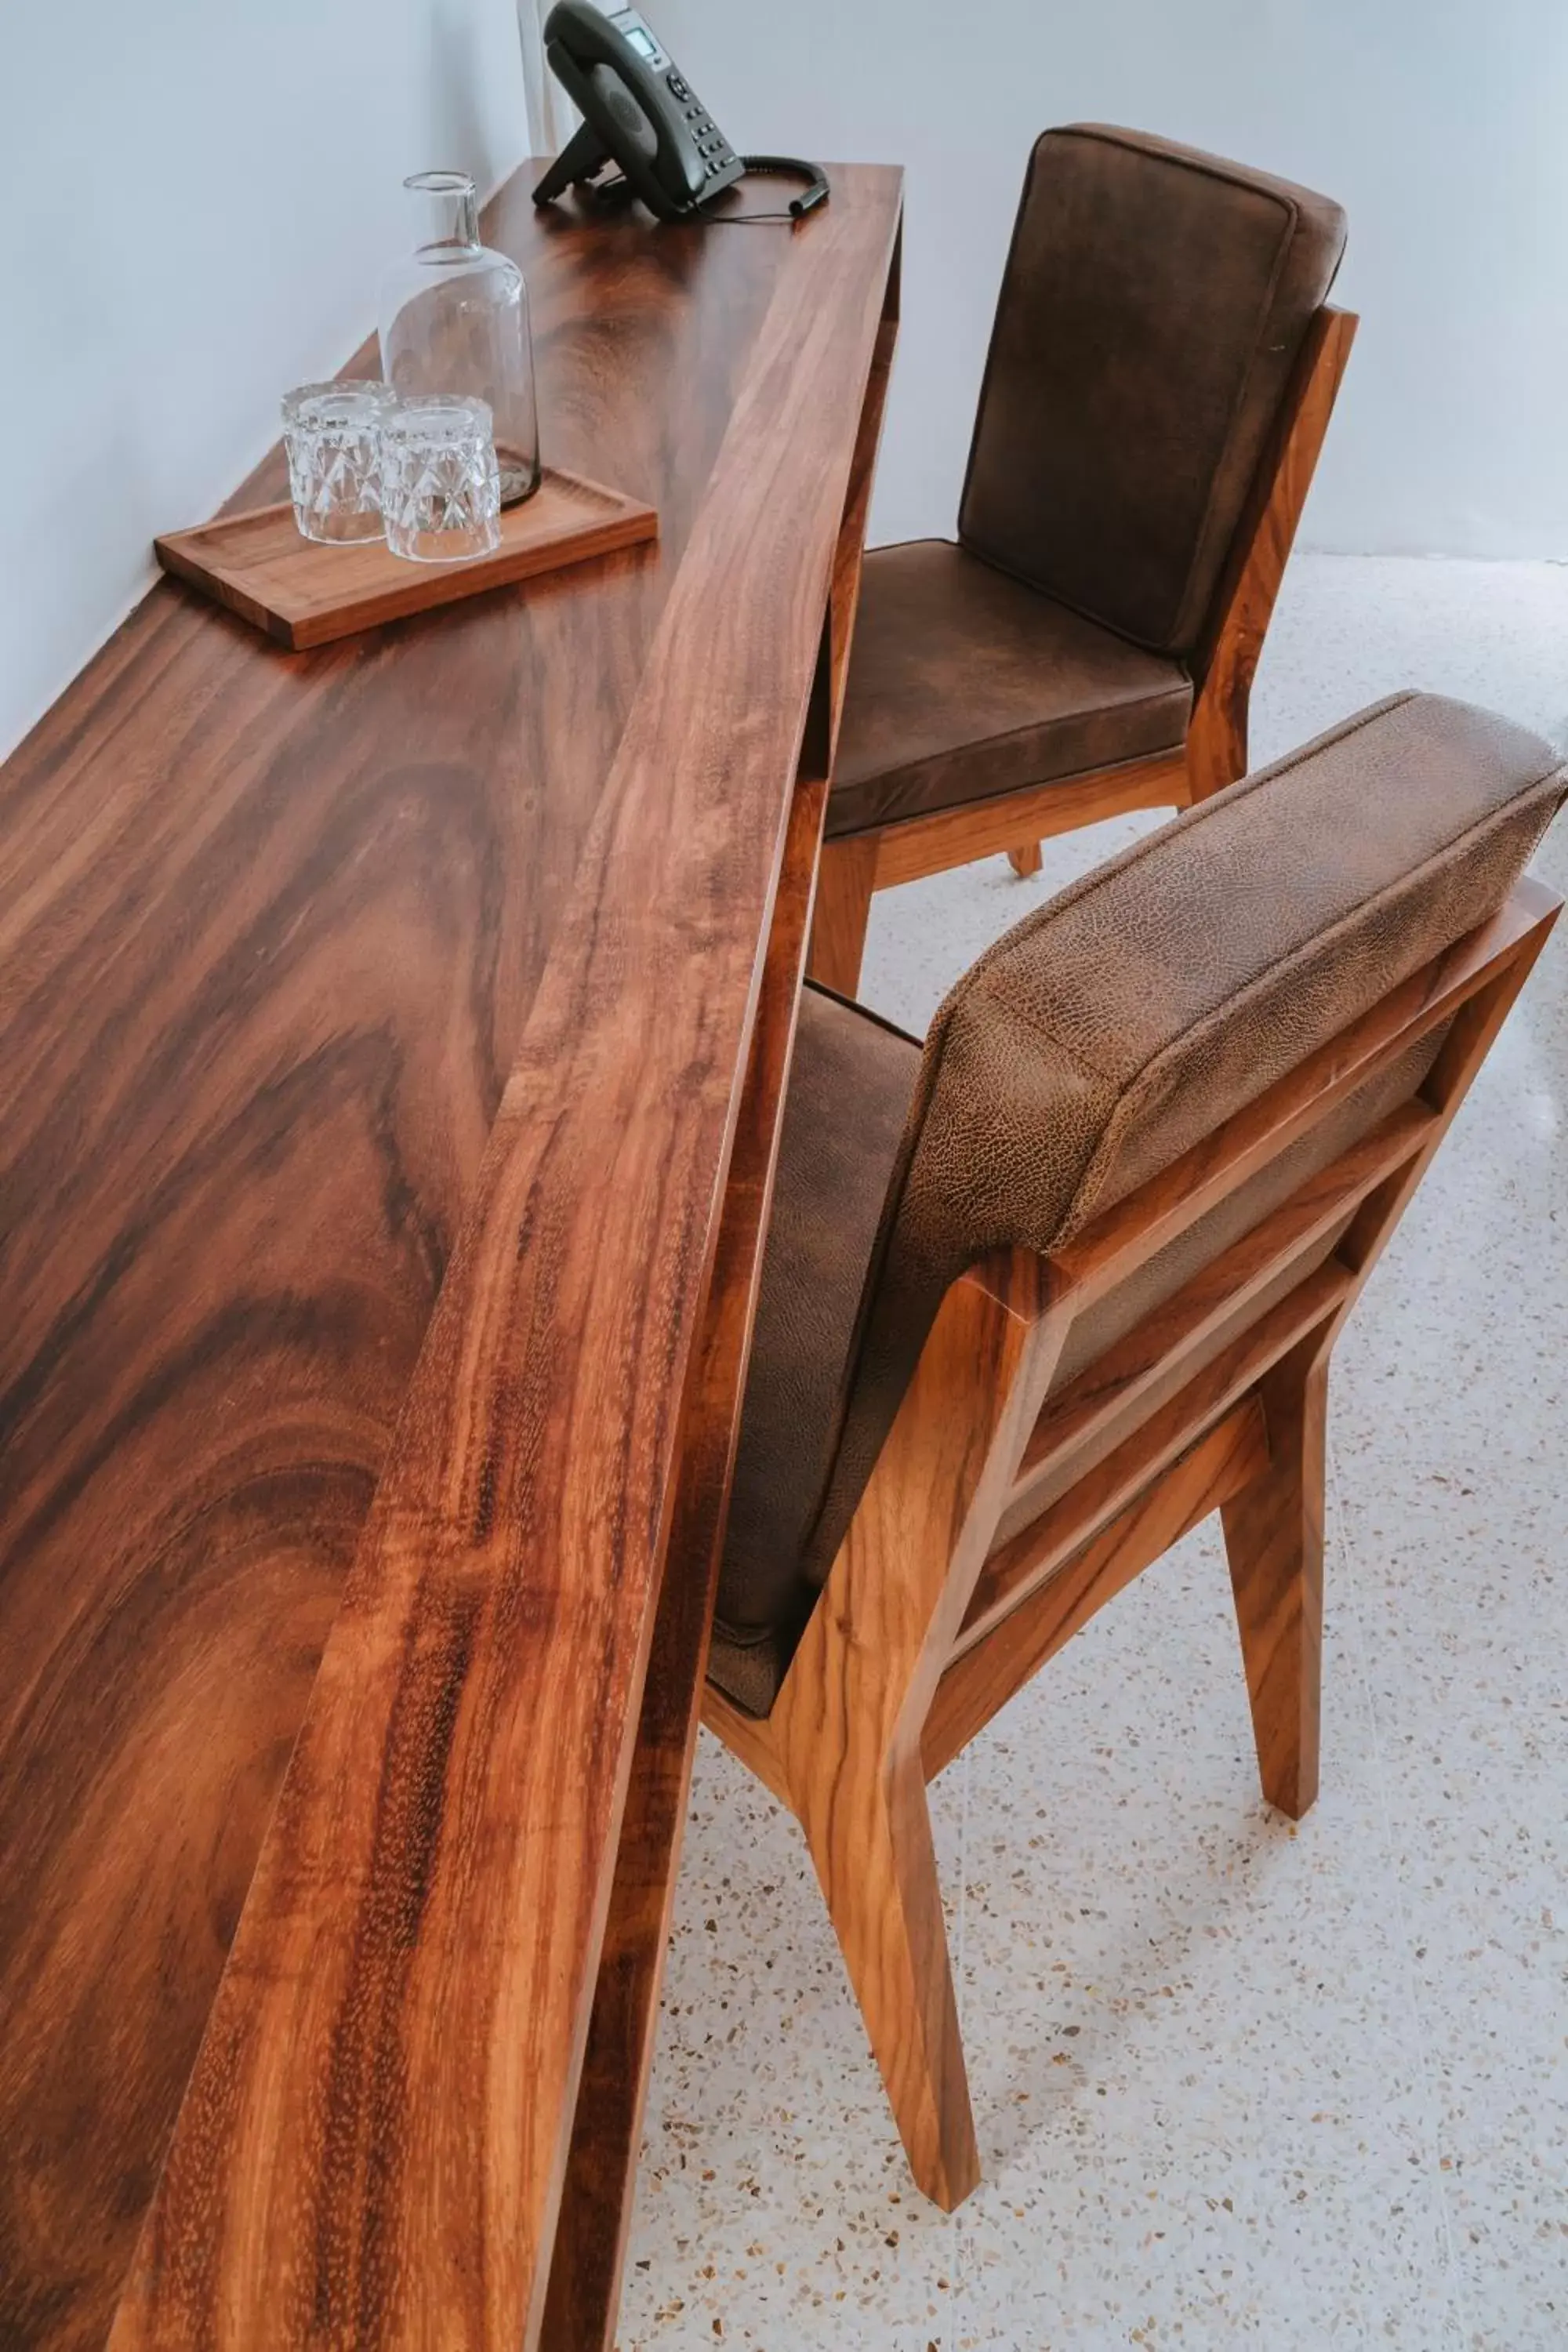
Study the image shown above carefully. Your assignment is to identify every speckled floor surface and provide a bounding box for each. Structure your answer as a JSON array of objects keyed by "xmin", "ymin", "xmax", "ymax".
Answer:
[{"xmin": 616, "ymin": 554, "xmax": 1568, "ymax": 2351}]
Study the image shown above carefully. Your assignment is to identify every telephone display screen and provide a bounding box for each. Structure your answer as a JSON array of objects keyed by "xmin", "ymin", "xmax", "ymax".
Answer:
[{"xmin": 622, "ymin": 24, "xmax": 657, "ymax": 55}]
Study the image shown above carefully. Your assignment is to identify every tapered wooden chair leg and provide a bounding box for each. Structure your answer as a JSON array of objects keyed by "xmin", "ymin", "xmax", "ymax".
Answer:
[
  {"xmin": 808, "ymin": 833, "xmax": 877, "ymax": 996},
  {"xmin": 1221, "ymin": 1338, "xmax": 1329, "ymax": 1819},
  {"xmin": 800, "ymin": 1746, "xmax": 980, "ymax": 2210},
  {"xmin": 1007, "ymin": 842, "xmax": 1043, "ymax": 878}
]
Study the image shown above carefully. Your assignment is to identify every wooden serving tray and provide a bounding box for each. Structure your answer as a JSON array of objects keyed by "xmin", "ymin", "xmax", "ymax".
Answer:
[{"xmin": 154, "ymin": 465, "xmax": 658, "ymax": 650}]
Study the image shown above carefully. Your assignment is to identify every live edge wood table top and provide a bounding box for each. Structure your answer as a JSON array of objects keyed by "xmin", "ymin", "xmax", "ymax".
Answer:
[{"xmin": 0, "ymin": 162, "xmax": 902, "ymax": 2352}]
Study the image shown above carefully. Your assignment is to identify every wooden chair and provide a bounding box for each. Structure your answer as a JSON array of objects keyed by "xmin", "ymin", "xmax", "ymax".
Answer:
[
  {"xmin": 810, "ymin": 124, "xmax": 1356, "ymax": 1000},
  {"xmin": 705, "ymin": 692, "xmax": 1566, "ymax": 2209}
]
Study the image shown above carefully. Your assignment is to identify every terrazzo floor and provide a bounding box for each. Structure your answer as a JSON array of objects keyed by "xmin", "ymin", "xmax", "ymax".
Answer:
[{"xmin": 616, "ymin": 553, "xmax": 1568, "ymax": 2351}]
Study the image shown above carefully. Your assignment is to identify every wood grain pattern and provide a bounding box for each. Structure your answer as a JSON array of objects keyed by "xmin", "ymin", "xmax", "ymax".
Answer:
[
  {"xmin": 823, "ymin": 237, "xmax": 900, "ymax": 766},
  {"xmin": 105, "ymin": 169, "xmax": 902, "ymax": 2352},
  {"xmin": 796, "ymin": 270, "xmax": 898, "ymax": 999},
  {"xmin": 541, "ymin": 762, "xmax": 829, "ymax": 2352},
  {"xmin": 807, "ymin": 833, "xmax": 880, "ymax": 996},
  {"xmin": 1185, "ymin": 307, "xmax": 1359, "ymax": 800},
  {"xmin": 700, "ymin": 1675, "xmax": 794, "ymax": 1806},
  {"xmin": 1222, "ymin": 1339, "xmax": 1327, "ymax": 1816},
  {"xmin": 544, "ymin": 336, "xmax": 898, "ymax": 2328},
  {"xmin": 154, "ymin": 468, "xmax": 658, "ymax": 649},
  {"xmin": 869, "ymin": 752, "xmax": 1187, "ymax": 892},
  {"xmin": 706, "ymin": 879, "xmax": 1559, "ymax": 2207},
  {"xmin": 768, "ymin": 1253, "xmax": 1052, "ymax": 2209},
  {"xmin": 0, "ymin": 160, "xmax": 898, "ymax": 2352}
]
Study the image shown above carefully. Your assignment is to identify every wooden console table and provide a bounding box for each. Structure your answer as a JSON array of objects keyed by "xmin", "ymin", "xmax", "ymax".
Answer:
[{"xmin": 0, "ymin": 161, "xmax": 901, "ymax": 2352}]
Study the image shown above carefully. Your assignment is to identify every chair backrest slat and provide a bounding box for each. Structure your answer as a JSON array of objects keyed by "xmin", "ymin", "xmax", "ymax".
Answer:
[
  {"xmin": 962, "ymin": 1261, "xmax": 1353, "ymax": 1654},
  {"xmin": 1003, "ymin": 1095, "xmax": 1438, "ymax": 1541},
  {"xmin": 958, "ymin": 877, "xmax": 1559, "ymax": 1663},
  {"xmin": 922, "ymin": 1400, "xmax": 1272, "ymax": 1781}
]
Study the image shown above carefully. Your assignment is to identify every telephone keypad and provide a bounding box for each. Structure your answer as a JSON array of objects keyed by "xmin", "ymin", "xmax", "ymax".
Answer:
[
  {"xmin": 667, "ymin": 74, "xmax": 731, "ymax": 169},
  {"xmin": 685, "ymin": 108, "xmax": 729, "ymax": 156},
  {"xmin": 632, "ymin": 21, "xmax": 741, "ymax": 194}
]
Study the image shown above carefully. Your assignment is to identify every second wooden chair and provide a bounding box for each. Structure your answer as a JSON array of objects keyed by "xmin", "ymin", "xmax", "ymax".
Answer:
[
  {"xmin": 811, "ymin": 123, "xmax": 1356, "ymax": 998},
  {"xmin": 708, "ymin": 691, "xmax": 1565, "ymax": 2209}
]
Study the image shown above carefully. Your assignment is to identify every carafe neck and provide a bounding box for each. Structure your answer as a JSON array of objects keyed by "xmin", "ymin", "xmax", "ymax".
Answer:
[{"xmin": 405, "ymin": 169, "xmax": 481, "ymax": 254}]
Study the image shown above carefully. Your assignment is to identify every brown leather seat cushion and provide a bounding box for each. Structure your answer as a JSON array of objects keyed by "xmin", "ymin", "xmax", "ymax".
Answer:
[
  {"xmin": 711, "ymin": 984, "xmax": 920, "ymax": 1715},
  {"xmin": 961, "ymin": 125, "xmax": 1347, "ymax": 657},
  {"xmin": 711, "ymin": 695, "xmax": 1565, "ymax": 1719},
  {"xmin": 826, "ymin": 541, "xmax": 1192, "ymax": 840}
]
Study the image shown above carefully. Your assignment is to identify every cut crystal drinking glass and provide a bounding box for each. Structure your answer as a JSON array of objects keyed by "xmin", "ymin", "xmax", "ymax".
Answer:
[
  {"xmin": 379, "ymin": 394, "xmax": 503, "ymax": 563},
  {"xmin": 379, "ymin": 172, "xmax": 541, "ymax": 507},
  {"xmin": 281, "ymin": 380, "xmax": 396, "ymax": 544}
]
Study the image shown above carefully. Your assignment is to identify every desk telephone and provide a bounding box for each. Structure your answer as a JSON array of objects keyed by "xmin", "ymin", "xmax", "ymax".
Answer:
[{"xmin": 532, "ymin": 0, "xmax": 829, "ymax": 222}]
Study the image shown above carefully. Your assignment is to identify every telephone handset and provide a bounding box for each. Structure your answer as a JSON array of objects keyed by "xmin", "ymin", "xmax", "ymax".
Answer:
[{"xmin": 532, "ymin": 1, "xmax": 829, "ymax": 223}]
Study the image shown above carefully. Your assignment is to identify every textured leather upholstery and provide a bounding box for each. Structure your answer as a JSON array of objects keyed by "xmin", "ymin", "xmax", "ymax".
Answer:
[
  {"xmin": 709, "ymin": 986, "xmax": 920, "ymax": 1718},
  {"xmin": 960, "ymin": 125, "xmax": 1346, "ymax": 658},
  {"xmin": 827, "ymin": 541, "xmax": 1192, "ymax": 839},
  {"xmin": 710, "ymin": 695, "xmax": 1566, "ymax": 1715},
  {"xmin": 826, "ymin": 125, "xmax": 1345, "ymax": 848}
]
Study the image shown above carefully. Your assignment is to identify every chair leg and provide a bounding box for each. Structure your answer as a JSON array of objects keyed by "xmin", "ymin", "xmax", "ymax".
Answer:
[
  {"xmin": 1185, "ymin": 701, "xmax": 1248, "ymax": 805},
  {"xmin": 764, "ymin": 1260, "xmax": 1049, "ymax": 2209},
  {"xmin": 797, "ymin": 1740, "xmax": 979, "ymax": 2211},
  {"xmin": 1221, "ymin": 1339, "xmax": 1329, "ymax": 1820},
  {"xmin": 806, "ymin": 833, "xmax": 877, "ymax": 997},
  {"xmin": 1007, "ymin": 843, "xmax": 1042, "ymax": 878}
]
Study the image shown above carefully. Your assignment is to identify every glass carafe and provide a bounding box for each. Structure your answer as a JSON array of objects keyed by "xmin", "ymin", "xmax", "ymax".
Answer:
[{"xmin": 379, "ymin": 171, "xmax": 540, "ymax": 506}]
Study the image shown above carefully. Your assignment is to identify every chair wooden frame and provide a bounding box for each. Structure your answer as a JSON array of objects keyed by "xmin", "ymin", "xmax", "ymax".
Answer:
[
  {"xmin": 706, "ymin": 875, "xmax": 1559, "ymax": 2209},
  {"xmin": 808, "ymin": 304, "xmax": 1359, "ymax": 1000}
]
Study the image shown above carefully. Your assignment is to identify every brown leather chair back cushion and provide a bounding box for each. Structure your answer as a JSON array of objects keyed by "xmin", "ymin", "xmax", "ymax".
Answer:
[
  {"xmin": 959, "ymin": 125, "xmax": 1346, "ymax": 658},
  {"xmin": 796, "ymin": 694, "xmax": 1565, "ymax": 1598}
]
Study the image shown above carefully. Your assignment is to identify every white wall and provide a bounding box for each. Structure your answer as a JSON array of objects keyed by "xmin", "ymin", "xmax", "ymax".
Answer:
[
  {"xmin": 8, "ymin": 2, "xmax": 1567, "ymax": 760},
  {"xmin": 652, "ymin": 0, "xmax": 1568, "ymax": 566},
  {"xmin": 0, "ymin": 0, "xmax": 530, "ymax": 760}
]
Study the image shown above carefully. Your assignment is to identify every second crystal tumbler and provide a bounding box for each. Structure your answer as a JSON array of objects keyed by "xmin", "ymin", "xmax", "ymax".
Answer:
[
  {"xmin": 379, "ymin": 170, "xmax": 541, "ymax": 507},
  {"xmin": 379, "ymin": 395, "xmax": 502, "ymax": 562}
]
